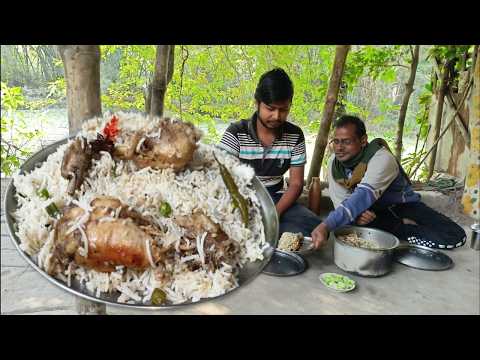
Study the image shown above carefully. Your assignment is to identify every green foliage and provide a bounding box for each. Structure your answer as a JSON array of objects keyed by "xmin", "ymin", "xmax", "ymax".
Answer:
[
  {"xmin": 427, "ymin": 45, "xmax": 475, "ymax": 88},
  {"xmin": 1, "ymin": 82, "xmax": 44, "ymax": 176},
  {"xmin": 398, "ymin": 81, "xmax": 433, "ymax": 181},
  {"xmin": 415, "ymin": 84, "xmax": 433, "ymax": 139},
  {"xmin": 161, "ymin": 45, "xmax": 337, "ymax": 140},
  {"xmin": 341, "ymin": 46, "xmax": 409, "ymax": 132},
  {"xmin": 96, "ymin": 45, "xmax": 427, "ymax": 147},
  {"xmin": 427, "ymin": 45, "xmax": 472, "ymax": 64},
  {"xmin": 100, "ymin": 45, "xmax": 156, "ymax": 111},
  {"xmin": 401, "ymin": 149, "xmax": 429, "ymax": 182},
  {"xmin": 345, "ymin": 45, "xmax": 404, "ymax": 83}
]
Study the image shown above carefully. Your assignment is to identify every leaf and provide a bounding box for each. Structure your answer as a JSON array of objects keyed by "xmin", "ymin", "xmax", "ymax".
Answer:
[{"xmin": 380, "ymin": 68, "xmax": 396, "ymax": 83}]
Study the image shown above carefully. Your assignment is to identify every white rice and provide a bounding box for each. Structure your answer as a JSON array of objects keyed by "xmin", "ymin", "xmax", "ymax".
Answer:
[{"xmin": 12, "ymin": 113, "xmax": 266, "ymax": 304}]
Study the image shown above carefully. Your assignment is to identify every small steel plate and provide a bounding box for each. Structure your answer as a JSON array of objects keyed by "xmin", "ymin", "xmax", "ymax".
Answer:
[
  {"xmin": 394, "ymin": 244, "xmax": 454, "ymax": 271},
  {"xmin": 262, "ymin": 250, "xmax": 307, "ymax": 276}
]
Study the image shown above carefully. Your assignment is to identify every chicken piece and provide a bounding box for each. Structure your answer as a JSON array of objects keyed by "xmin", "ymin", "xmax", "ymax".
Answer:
[
  {"xmin": 61, "ymin": 137, "xmax": 93, "ymax": 195},
  {"xmin": 174, "ymin": 211, "xmax": 224, "ymax": 239},
  {"xmin": 89, "ymin": 196, "xmax": 155, "ymax": 227},
  {"xmin": 133, "ymin": 119, "xmax": 201, "ymax": 171},
  {"xmin": 52, "ymin": 206, "xmax": 86, "ymax": 262},
  {"xmin": 48, "ymin": 197, "xmax": 165, "ymax": 274},
  {"xmin": 75, "ymin": 218, "xmax": 156, "ymax": 272},
  {"xmin": 174, "ymin": 210, "xmax": 239, "ymax": 270},
  {"xmin": 113, "ymin": 131, "xmax": 143, "ymax": 160}
]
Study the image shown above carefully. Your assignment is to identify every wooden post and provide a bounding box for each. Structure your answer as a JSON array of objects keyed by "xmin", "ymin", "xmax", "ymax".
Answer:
[
  {"xmin": 307, "ymin": 45, "xmax": 350, "ymax": 186},
  {"xmin": 149, "ymin": 45, "xmax": 174, "ymax": 117},
  {"xmin": 58, "ymin": 45, "xmax": 102, "ymax": 136}
]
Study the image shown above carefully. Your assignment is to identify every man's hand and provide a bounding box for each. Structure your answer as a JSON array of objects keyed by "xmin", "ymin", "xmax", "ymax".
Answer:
[
  {"xmin": 356, "ymin": 210, "xmax": 376, "ymax": 226},
  {"xmin": 311, "ymin": 222, "xmax": 329, "ymax": 250},
  {"xmin": 275, "ymin": 166, "xmax": 304, "ymax": 217}
]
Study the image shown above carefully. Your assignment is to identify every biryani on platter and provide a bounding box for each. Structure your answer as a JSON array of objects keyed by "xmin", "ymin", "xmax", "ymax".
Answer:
[{"xmin": 11, "ymin": 112, "xmax": 266, "ymax": 305}]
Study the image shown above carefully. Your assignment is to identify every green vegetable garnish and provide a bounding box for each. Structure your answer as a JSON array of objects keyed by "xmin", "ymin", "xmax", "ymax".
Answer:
[
  {"xmin": 37, "ymin": 188, "xmax": 50, "ymax": 199},
  {"xmin": 45, "ymin": 202, "xmax": 61, "ymax": 218},
  {"xmin": 151, "ymin": 288, "xmax": 167, "ymax": 305},
  {"xmin": 322, "ymin": 274, "xmax": 355, "ymax": 290},
  {"xmin": 159, "ymin": 201, "xmax": 172, "ymax": 217},
  {"xmin": 213, "ymin": 153, "xmax": 249, "ymax": 226},
  {"xmin": 111, "ymin": 162, "xmax": 118, "ymax": 178}
]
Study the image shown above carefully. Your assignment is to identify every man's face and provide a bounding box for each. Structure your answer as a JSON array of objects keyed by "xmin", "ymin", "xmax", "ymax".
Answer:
[
  {"xmin": 332, "ymin": 124, "xmax": 367, "ymax": 162},
  {"xmin": 257, "ymin": 100, "xmax": 291, "ymax": 129}
]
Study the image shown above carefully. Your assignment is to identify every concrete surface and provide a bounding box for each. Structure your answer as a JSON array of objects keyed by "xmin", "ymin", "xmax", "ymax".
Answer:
[{"xmin": 1, "ymin": 177, "xmax": 479, "ymax": 315}]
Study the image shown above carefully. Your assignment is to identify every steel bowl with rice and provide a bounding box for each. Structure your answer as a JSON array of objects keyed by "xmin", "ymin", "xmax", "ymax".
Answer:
[{"xmin": 333, "ymin": 225, "xmax": 400, "ymax": 277}]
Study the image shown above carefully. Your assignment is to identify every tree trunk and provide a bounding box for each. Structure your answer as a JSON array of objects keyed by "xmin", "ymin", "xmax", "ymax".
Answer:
[
  {"xmin": 57, "ymin": 45, "xmax": 104, "ymax": 314},
  {"xmin": 427, "ymin": 58, "xmax": 450, "ymax": 180},
  {"xmin": 149, "ymin": 45, "xmax": 174, "ymax": 117},
  {"xmin": 394, "ymin": 45, "xmax": 420, "ymax": 160},
  {"xmin": 446, "ymin": 90, "xmax": 470, "ymax": 149},
  {"xmin": 307, "ymin": 45, "xmax": 350, "ymax": 186},
  {"xmin": 58, "ymin": 45, "xmax": 102, "ymax": 136},
  {"xmin": 145, "ymin": 83, "xmax": 153, "ymax": 114}
]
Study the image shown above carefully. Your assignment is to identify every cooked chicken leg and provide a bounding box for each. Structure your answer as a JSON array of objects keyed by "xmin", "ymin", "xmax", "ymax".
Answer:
[{"xmin": 48, "ymin": 196, "xmax": 165, "ymax": 274}]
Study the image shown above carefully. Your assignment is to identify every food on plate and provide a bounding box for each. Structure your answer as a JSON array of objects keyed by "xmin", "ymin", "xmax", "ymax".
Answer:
[
  {"xmin": 320, "ymin": 273, "xmax": 355, "ymax": 291},
  {"xmin": 278, "ymin": 232, "xmax": 304, "ymax": 252},
  {"xmin": 113, "ymin": 118, "xmax": 200, "ymax": 172},
  {"xmin": 12, "ymin": 112, "xmax": 265, "ymax": 305},
  {"xmin": 338, "ymin": 232, "xmax": 379, "ymax": 249},
  {"xmin": 61, "ymin": 137, "xmax": 94, "ymax": 195},
  {"xmin": 47, "ymin": 196, "xmax": 165, "ymax": 274}
]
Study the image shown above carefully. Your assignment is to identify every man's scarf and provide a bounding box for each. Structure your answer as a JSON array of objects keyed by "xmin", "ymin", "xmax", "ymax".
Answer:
[{"xmin": 332, "ymin": 138, "xmax": 391, "ymax": 190}]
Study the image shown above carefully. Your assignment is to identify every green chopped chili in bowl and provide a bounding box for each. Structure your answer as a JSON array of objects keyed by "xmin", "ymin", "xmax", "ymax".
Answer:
[{"xmin": 319, "ymin": 272, "xmax": 356, "ymax": 292}]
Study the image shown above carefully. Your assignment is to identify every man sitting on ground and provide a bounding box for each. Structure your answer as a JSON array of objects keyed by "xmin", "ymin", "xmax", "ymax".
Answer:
[{"xmin": 311, "ymin": 115, "xmax": 466, "ymax": 250}]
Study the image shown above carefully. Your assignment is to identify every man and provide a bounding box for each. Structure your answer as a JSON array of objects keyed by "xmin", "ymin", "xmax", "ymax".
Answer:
[
  {"xmin": 311, "ymin": 115, "xmax": 467, "ymax": 250},
  {"xmin": 218, "ymin": 68, "xmax": 321, "ymax": 236}
]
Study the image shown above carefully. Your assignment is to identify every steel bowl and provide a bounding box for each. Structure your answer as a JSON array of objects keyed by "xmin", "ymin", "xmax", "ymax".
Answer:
[
  {"xmin": 4, "ymin": 137, "xmax": 279, "ymax": 309},
  {"xmin": 333, "ymin": 225, "xmax": 400, "ymax": 277}
]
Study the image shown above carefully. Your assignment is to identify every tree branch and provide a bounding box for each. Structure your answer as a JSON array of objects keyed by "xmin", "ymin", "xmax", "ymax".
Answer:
[
  {"xmin": 368, "ymin": 63, "xmax": 410, "ymax": 70},
  {"xmin": 446, "ymin": 90, "xmax": 470, "ymax": 149},
  {"xmin": 1, "ymin": 138, "xmax": 24, "ymax": 154},
  {"xmin": 409, "ymin": 45, "xmax": 414, "ymax": 60},
  {"xmin": 433, "ymin": 56, "xmax": 470, "ymax": 148},
  {"xmin": 411, "ymin": 79, "xmax": 473, "ymax": 177}
]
